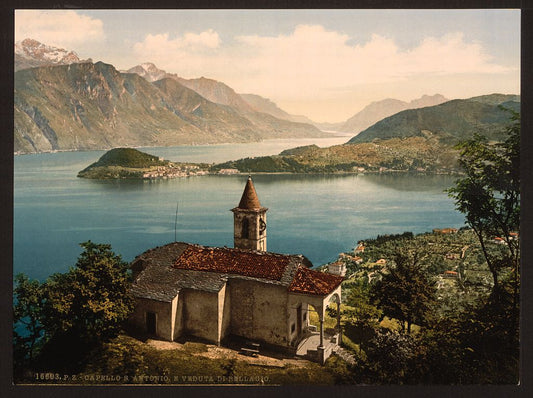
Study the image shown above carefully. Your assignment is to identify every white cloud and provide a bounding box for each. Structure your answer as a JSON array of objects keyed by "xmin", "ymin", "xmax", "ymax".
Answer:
[
  {"xmin": 134, "ymin": 29, "xmax": 220, "ymax": 54},
  {"xmin": 132, "ymin": 30, "xmax": 222, "ymax": 76},
  {"xmin": 15, "ymin": 10, "xmax": 105, "ymax": 48},
  {"xmin": 398, "ymin": 32, "xmax": 510, "ymax": 76},
  {"xmin": 132, "ymin": 24, "xmax": 514, "ymax": 103}
]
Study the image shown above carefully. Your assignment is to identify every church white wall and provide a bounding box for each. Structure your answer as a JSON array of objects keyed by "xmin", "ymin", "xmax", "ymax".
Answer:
[
  {"xmin": 229, "ymin": 279, "xmax": 289, "ymax": 346},
  {"xmin": 130, "ymin": 297, "xmax": 175, "ymax": 341},
  {"xmin": 173, "ymin": 294, "xmax": 185, "ymax": 341},
  {"xmin": 219, "ymin": 284, "xmax": 231, "ymax": 342},
  {"xmin": 183, "ymin": 289, "xmax": 220, "ymax": 343}
]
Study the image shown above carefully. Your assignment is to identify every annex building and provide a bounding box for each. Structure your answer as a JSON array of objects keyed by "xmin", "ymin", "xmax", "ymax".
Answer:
[{"xmin": 129, "ymin": 177, "xmax": 343, "ymax": 363}]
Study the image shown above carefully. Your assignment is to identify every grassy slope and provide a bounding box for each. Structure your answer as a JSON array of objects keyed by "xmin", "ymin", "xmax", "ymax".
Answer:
[
  {"xmin": 213, "ymin": 136, "xmax": 460, "ymax": 173},
  {"xmin": 33, "ymin": 334, "xmax": 342, "ymax": 385},
  {"xmin": 348, "ymin": 95, "xmax": 520, "ymax": 145}
]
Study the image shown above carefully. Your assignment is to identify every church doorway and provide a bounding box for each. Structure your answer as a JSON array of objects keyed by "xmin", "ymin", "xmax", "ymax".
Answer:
[{"xmin": 146, "ymin": 311, "xmax": 156, "ymax": 334}]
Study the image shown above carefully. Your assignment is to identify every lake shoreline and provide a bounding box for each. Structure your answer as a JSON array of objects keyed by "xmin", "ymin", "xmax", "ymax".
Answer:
[{"xmin": 79, "ymin": 168, "xmax": 464, "ymax": 180}]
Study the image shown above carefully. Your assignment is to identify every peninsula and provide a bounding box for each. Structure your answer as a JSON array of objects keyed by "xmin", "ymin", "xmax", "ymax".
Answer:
[{"xmin": 77, "ymin": 148, "xmax": 210, "ymax": 180}]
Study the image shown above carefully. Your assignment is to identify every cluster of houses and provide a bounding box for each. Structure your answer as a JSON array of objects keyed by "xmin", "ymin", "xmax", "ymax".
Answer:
[
  {"xmin": 433, "ymin": 228, "xmax": 458, "ymax": 234},
  {"xmin": 326, "ymin": 234, "xmax": 467, "ymax": 286},
  {"xmin": 327, "ymin": 248, "xmax": 364, "ymax": 277},
  {"xmin": 326, "ymin": 227, "xmax": 518, "ymax": 291},
  {"xmin": 142, "ymin": 165, "xmax": 209, "ymax": 179},
  {"xmin": 218, "ymin": 168, "xmax": 240, "ymax": 175},
  {"xmin": 493, "ymin": 232, "xmax": 519, "ymax": 245}
]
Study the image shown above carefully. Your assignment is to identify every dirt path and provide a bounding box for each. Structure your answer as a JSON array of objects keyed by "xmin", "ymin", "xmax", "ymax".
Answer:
[{"xmin": 146, "ymin": 339, "xmax": 310, "ymax": 368}]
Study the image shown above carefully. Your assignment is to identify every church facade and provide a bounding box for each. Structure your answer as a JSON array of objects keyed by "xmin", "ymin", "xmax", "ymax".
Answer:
[{"xmin": 129, "ymin": 177, "xmax": 343, "ymax": 363}]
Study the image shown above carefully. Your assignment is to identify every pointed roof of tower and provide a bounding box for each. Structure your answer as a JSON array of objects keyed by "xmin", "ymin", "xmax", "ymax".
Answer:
[{"xmin": 237, "ymin": 176, "xmax": 265, "ymax": 210}]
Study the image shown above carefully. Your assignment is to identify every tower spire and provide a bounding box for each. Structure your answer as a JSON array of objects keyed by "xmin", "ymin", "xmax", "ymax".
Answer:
[
  {"xmin": 231, "ymin": 176, "xmax": 268, "ymax": 251},
  {"xmin": 237, "ymin": 175, "xmax": 263, "ymax": 210}
]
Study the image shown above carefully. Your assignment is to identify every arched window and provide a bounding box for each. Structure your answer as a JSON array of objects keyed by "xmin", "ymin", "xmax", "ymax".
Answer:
[{"xmin": 242, "ymin": 217, "xmax": 249, "ymax": 238}]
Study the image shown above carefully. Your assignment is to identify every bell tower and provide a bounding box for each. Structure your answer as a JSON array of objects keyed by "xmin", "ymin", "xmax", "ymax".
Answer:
[{"xmin": 231, "ymin": 176, "xmax": 268, "ymax": 251}]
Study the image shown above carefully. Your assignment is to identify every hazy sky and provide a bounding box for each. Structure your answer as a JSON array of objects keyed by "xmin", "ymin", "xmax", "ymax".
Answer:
[{"xmin": 15, "ymin": 9, "xmax": 520, "ymax": 123}]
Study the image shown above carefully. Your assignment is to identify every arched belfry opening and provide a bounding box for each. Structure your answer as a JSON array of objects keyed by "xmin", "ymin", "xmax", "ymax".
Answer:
[{"xmin": 231, "ymin": 176, "xmax": 268, "ymax": 251}]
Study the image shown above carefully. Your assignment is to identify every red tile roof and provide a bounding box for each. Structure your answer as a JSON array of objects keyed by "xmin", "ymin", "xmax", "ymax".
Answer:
[
  {"xmin": 173, "ymin": 245, "xmax": 291, "ymax": 281},
  {"xmin": 288, "ymin": 267, "xmax": 343, "ymax": 296}
]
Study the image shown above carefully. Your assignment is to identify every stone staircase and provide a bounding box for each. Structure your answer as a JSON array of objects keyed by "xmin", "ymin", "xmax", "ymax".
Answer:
[{"xmin": 332, "ymin": 346, "xmax": 356, "ymax": 365}]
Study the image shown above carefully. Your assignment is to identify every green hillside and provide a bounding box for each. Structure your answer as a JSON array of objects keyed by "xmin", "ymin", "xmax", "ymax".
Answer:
[
  {"xmin": 348, "ymin": 94, "xmax": 520, "ymax": 145},
  {"xmin": 213, "ymin": 136, "xmax": 460, "ymax": 174},
  {"xmin": 86, "ymin": 148, "xmax": 168, "ymax": 168},
  {"xmin": 214, "ymin": 95, "xmax": 519, "ymax": 175}
]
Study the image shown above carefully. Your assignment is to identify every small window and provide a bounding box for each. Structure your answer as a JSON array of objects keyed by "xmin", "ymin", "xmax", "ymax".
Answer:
[
  {"xmin": 291, "ymin": 323, "xmax": 296, "ymax": 333},
  {"xmin": 242, "ymin": 218, "xmax": 250, "ymax": 238}
]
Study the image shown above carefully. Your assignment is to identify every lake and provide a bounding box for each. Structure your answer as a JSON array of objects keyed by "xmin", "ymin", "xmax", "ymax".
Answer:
[{"xmin": 14, "ymin": 136, "xmax": 466, "ymax": 281}]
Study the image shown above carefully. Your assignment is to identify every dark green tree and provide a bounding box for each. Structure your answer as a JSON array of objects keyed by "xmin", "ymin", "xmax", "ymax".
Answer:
[
  {"xmin": 342, "ymin": 280, "xmax": 382, "ymax": 346},
  {"xmin": 42, "ymin": 241, "xmax": 135, "ymax": 345},
  {"xmin": 14, "ymin": 241, "xmax": 135, "ymax": 376},
  {"xmin": 13, "ymin": 274, "xmax": 45, "ymax": 370},
  {"xmin": 370, "ymin": 245, "xmax": 436, "ymax": 334},
  {"xmin": 447, "ymin": 109, "xmax": 520, "ymax": 297}
]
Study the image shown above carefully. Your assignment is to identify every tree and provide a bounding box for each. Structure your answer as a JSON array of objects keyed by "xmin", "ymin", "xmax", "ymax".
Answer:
[
  {"xmin": 14, "ymin": 241, "xmax": 135, "ymax": 377},
  {"xmin": 370, "ymin": 244, "xmax": 436, "ymax": 334},
  {"xmin": 434, "ymin": 110, "xmax": 521, "ymax": 383},
  {"xmin": 13, "ymin": 274, "xmax": 45, "ymax": 369},
  {"xmin": 362, "ymin": 330, "xmax": 423, "ymax": 384},
  {"xmin": 341, "ymin": 280, "xmax": 382, "ymax": 345},
  {"xmin": 42, "ymin": 241, "xmax": 135, "ymax": 345},
  {"xmin": 447, "ymin": 109, "xmax": 520, "ymax": 298}
]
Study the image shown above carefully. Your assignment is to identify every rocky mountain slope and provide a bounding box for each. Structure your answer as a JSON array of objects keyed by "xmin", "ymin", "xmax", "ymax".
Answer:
[
  {"xmin": 15, "ymin": 62, "xmax": 325, "ymax": 154},
  {"xmin": 15, "ymin": 38, "xmax": 92, "ymax": 71},
  {"xmin": 239, "ymin": 93, "xmax": 315, "ymax": 124},
  {"xmin": 127, "ymin": 63, "xmax": 316, "ymax": 125},
  {"xmin": 126, "ymin": 63, "xmax": 254, "ymax": 113},
  {"xmin": 340, "ymin": 94, "xmax": 449, "ymax": 134},
  {"xmin": 348, "ymin": 94, "xmax": 520, "ymax": 145}
]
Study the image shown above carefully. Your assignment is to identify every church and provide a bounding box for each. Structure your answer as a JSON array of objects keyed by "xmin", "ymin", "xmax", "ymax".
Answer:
[{"xmin": 129, "ymin": 177, "xmax": 344, "ymax": 363}]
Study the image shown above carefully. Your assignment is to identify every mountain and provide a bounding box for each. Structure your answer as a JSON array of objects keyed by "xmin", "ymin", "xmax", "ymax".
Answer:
[
  {"xmin": 125, "ymin": 62, "xmax": 174, "ymax": 82},
  {"xmin": 174, "ymin": 76, "xmax": 256, "ymax": 114},
  {"xmin": 126, "ymin": 64, "xmax": 254, "ymax": 112},
  {"xmin": 125, "ymin": 63, "xmax": 326, "ymax": 138},
  {"xmin": 214, "ymin": 93, "xmax": 520, "ymax": 174},
  {"xmin": 127, "ymin": 63, "xmax": 319, "ymax": 126},
  {"xmin": 347, "ymin": 94, "xmax": 520, "ymax": 145},
  {"xmin": 240, "ymin": 93, "xmax": 315, "ymax": 124},
  {"xmin": 213, "ymin": 135, "xmax": 460, "ymax": 174},
  {"xmin": 15, "ymin": 62, "xmax": 324, "ymax": 154},
  {"xmin": 15, "ymin": 38, "xmax": 92, "ymax": 71},
  {"xmin": 340, "ymin": 94, "xmax": 449, "ymax": 134}
]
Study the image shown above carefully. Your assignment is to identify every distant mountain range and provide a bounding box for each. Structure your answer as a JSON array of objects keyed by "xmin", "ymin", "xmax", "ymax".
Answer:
[
  {"xmin": 213, "ymin": 94, "xmax": 520, "ymax": 174},
  {"xmin": 339, "ymin": 94, "xmax": 449, "ymax": 134},
  {"xmin": 14, "ymin": 41, "xmax": 327, "ymax": 154},
  {"xmin": 13, "ymin": 39, "xmax": 521, "ymax": 157},
  {"xmin": 15, "ymin": 38, "xmax": 92, "ymax": 71},
  {"xmin": 125, "ymin": 63, "xmax": 315, "ymax": 124},
  {"xmin": 239, "ymin": 93, "xmax": 315, "ymax": 124},
  {"xmin": 14, "ymin": 61, "xmax": 325, "ymax": 154},
  {"xmin": 348, "ymin": 94, "xmax": 520, "ymax": 145}
]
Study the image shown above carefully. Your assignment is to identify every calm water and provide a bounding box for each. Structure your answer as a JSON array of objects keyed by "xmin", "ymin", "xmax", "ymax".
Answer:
[{"xmin": 14, "ymin": 137, "xmax": 466, "ymax": 281}]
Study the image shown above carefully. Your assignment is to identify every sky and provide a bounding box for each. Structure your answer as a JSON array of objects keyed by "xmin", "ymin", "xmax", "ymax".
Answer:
[{"xmin": 15, "ymin": 9, "xmax": 520, "ymax": 123}]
